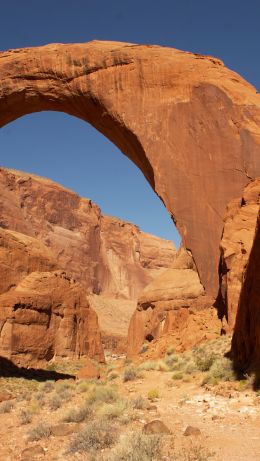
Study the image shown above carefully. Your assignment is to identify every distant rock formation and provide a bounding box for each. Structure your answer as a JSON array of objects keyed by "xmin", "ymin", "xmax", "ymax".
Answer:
[
  {"xmin": 0, "ymin": 168, "xmax": 176, "ymax": 300},
  {"xmin": 0, "ymin": 168, "xmax": 176, "ymax": 363}
]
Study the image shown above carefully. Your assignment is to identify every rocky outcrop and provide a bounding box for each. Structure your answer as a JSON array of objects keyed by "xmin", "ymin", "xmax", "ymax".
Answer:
[
  {"xmin": 232, "ymin": 210, "xmax": 260, "ymax": 371},
  {"xmin": 1, "ymin": 41, "xmax": 260, "ymax": 296},
  {"xmin": 0, "ymin": 168, "xmax": 176, "ymax": 300},
  {"xmin": 218, "ymin": 179, "xmax": 260, "ymax": 329},
  {"xmin": 0, "ymin": 270, "xmax": 104, "ymax": 367},
  {"xmin": 127, "ymin": 248, "xmax": 218, "ymax": 356}
]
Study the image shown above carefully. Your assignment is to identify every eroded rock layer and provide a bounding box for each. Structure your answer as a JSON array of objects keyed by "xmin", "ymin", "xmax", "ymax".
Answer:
[
  {"xmin": 127, "ymin": 247, "xmax": 218, "ymax": 356},
  {"xmin": 1, "ymin": 41, "xmax": 260, "ymax": 295},
  {"xmin": 0, "ymin": 270, "xmax": 104, "ymax": 367},
  {"xmin": 232, "ymin": 211, "xmax": 260, "ymax": 371},
  {"xmin": 0, "ymin": 227, "xmax": 104, "ymax": 366},
  {"xmin": 218, "ymin": 179, "xmax": 260, "ymax": 329}
]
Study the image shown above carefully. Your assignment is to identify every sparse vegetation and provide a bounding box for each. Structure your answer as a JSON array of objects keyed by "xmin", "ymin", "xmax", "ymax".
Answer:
[
  {"xmin": 123, "ymin": 367, "xmax": 138, "ymax": 382},
  {"xmin": 27, "ymin": 421, "xmax": 52, "ymax": 441},
  {"xmin": 49, "ymin": 394, "xmax": 63, "ymax": 410},
  {"xmin": 147, "ymin": 389, "xmax": 159, "ymax": 400},
  {"xmin": 68, "ymin": 419, "xmax": 117, "ymax": 454},
  {"xmin": 174, "ymin": 442, "xmax": 215, "ymax": 461},
  {"xmin": 18, "ymin": 409, "xmax": 33, "ymax": 425},
  {"xmin": 132, "ymin": 395, "xmax": 148, "ymax": 410},
  {"xmin": 108, "ymin": 431, "xmax": 162, "ymax": 461},
  {"xmin": 62, "ymin": 402, "xmax": 93, "ymax": 423},
  {"xmin": 0, "ymin": 400, "xmax": 13, "ymax": 414},
  {"xmin": 87, "ymin": 384, "xmax": 119, "ymax": 405}
]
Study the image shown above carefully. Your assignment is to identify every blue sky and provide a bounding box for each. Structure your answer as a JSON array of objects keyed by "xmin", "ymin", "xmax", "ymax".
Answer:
[{"xmin": 0, "ymin": 0, "xmax": 259, "ymax": 246}]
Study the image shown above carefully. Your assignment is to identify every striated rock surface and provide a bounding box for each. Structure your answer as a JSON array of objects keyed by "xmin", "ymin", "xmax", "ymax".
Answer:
[
  {"xmin": 0, "ymin": 270, "xmax": 104, "ymax": 367},
  {"xmin": 87, "ymin": 294, "xmax": 136, "ymax": 354},
  {"xmin": 218, "ymin": 179, "xmax": 260, "ymax": 329},
  {"xmin": 232, "ymin": 210, "xmax": 260, "ymax": 371},
  {"xmin": 0, "ymin": 168, "xmax": 176, "ymax": 300},
  {"xmin": 1, "ymin": 41, "xmax": 260, "ymax": 295},
  {"xmin": 127, "ymin": 247, "xmax": 218, "ymax": 356}
]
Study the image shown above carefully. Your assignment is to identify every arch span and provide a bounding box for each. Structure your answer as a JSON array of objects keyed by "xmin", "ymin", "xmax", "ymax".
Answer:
[{"xmin": 1, "ymin": 40, "xmax": 260, "ymax": 295}]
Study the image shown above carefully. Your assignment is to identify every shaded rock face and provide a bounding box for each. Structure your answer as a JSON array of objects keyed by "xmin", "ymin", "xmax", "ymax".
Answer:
[
  {"xmin": 127, "ymin": 247, "xmax": 218, "ymax": 356},
  {"xmin": 0, "ymin": 168, "xmax": 176, "ymax": 300},
  {"xmin": 1, "ymin": 42, "xmax": 260, "ymax": 296},
  {"xmin": 0, "ymin": 268, "xmax": 104, "ymax": 367},
  {"xmin": 218, "ymin": 179, "xmax": 260, "ymax": 329},
  {"xmin": 232, "ymin": 211, "xmax": 260, "ymax": 371}
]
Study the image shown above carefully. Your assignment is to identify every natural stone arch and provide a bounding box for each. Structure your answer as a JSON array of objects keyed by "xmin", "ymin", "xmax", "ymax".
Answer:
[{"xmin": 1, "ymin": 40, "xmax": 260, "ymax": 296}]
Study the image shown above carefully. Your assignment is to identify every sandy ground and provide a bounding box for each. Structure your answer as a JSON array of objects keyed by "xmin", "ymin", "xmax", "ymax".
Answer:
[{"xmin": 0, "ymin": 362, "xmax": 259, "ymax": 461}]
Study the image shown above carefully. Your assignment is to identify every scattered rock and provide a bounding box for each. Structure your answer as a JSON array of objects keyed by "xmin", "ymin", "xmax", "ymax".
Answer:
[
  {"xmin": 183, "ymin": 426, "xmax": 201, "ymax": 436},
  {"xmin": 51, "ymin": 423, "xmax": 77, "ymax": 436},
  {"xmin": 0, "ymin": 392, "xmax": 14, "ymax": 402},
  {"xmin": 143, "ymin": 420, "xmax": 171, "ymax": 435},
  {"xmin": 21, "ymin": 445, "xmax": 45, "ymax": 459}
]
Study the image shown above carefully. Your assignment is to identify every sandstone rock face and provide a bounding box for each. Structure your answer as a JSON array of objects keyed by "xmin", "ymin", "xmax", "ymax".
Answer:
[
  {"xmin": 127, "ymin": 247, "xmax": 218, "ymax": 356},
  {"xmin": 232, "ymin": 211, "xmax": 260, "ymax": 371},
  {"xmin": 0, "ymin": 269, "xmax": 104, "ymax": 367},
  {"xmin": 218, "ymin": 179, "xmax": 260, "ymax": 329},
  {"xmin": 87, "ymin": 294, "xmax": 136, "ymax": 354},
  {"xmin": 0, "ymin": 227, "xmax": 56, "ymax": 294},
  {"xmin": 1, "ymin": 42, "xmax": 260, "ymax": 295},
  {"xmin": 0, "ymin": 168, "xmax": 176, "ymax": 300}
]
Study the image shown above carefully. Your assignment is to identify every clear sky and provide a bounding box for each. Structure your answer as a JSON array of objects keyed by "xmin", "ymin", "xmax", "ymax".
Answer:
[{"xmin": 0, "ymin": 0, "xmax": 259, "ymax": 246}]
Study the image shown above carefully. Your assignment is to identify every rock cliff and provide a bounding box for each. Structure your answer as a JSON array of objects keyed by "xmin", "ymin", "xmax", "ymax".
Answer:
[{"xmin": 0, "ymin": 168, "xmax": 176, "ymax": 300}]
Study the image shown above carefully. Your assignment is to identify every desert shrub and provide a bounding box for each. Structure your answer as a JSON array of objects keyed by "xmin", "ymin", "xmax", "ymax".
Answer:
[
  {"xmin": 68, "ymin": 419, "xmax": 117, "ymax": 453},
  {"xmin": 164, "ymin": 354, "xmax": 179, "ymax": 368},
  {"xmin": 138, "ymin": 361, "xmax": 158, "ymax": 371},
  {"xmin": 147, "ymin": 389, "xmax": 159, "ymax": 400},
  {"xmin": 207, "ymin": 357, "xmax": 235, "ymax": 381},
  {"xmin": 49, "ymin": 394, "xmax": 62, "ymax": 410},
  {"xmin": 87, "ymin": 385, "xmax": 118, "ymax": 405},
  {"xmin": 55, "ymin": 380, "xmax": 75, "ymax": 392},
  {"xmin": 76, "ymin": 381, "xmax": 90, "ymax": 393},
  {"xmin": 156, "ymin": 360, "xmax": 169, "ymax": 372},
  {"xmin": 108, "ymin": 372, "xmax": 119, "ymax": 381},
  {"xmin": 18, "ymin": 409, "xmax": 32, "ymax": 425},
  {"xmin": 109, "ymin": 431, "xmax": 162, "ymax": 461},
  {"xmin": 34, "ymin": 391, "xmax": 45, "ymax": 404},
  {"xmin": 132, "ymin": 395, "xmax": 147, "ymax": 410},
  {"xmin": 172, "ymin": 371, "xmax": 184, "ymax": 380},
  {"xmin": 195, "ymin": 352, "xmax": 217, "ymax": 372},
  {"xmin": 123, "ymin": 367, "xmax": 138, "ymax": 382},
  {"xmin": 27, "ymin": 421, "xmax": 52, "ymax": 441},
  {"xmin": 62, "ymin": 403, "xmax": 93, "ymax": 423},
  {"xmin": 98, "ymin": 399, "xmax": 128, "ymax": 420},
  {"xmin": 174, "ymin": 442, "xmax": 214, "ymax": 461},
  {"xmin": 38, "ymin": 381, "xmax": 55, "ymax": 393},
  {"xmin": 0, "ymin": 400, "xmax": 13, "ymax": 414}
]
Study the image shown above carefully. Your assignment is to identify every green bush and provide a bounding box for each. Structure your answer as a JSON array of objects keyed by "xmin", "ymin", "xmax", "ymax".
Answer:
[
  {"xmin": 123, "ymin": 367, "xmax": 138, "ymax": 382},
  {"xmin": 147, "ymin": 389, "xmax": 159, "ymax": 400}
]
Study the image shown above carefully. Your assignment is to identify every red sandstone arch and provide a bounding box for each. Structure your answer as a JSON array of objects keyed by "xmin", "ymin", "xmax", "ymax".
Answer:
[{"xmin": 1, "ymin": 40, "xmax": 260, "ymax": 295}]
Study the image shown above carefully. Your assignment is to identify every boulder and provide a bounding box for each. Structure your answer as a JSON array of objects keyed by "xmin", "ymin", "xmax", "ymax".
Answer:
[
  {"xmin": 0, "ymin": 270, "xmax": 104, "ymax": 367},
  {"xmin": 143, "ymin": 420, "xmax": 171, "ymax": 435}
]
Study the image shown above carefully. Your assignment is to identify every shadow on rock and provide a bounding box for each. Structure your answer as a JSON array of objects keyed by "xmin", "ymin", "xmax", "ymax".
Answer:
[{"xmin": 0, "ymin": 356, "xmax": 74, "ymax": 381}]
